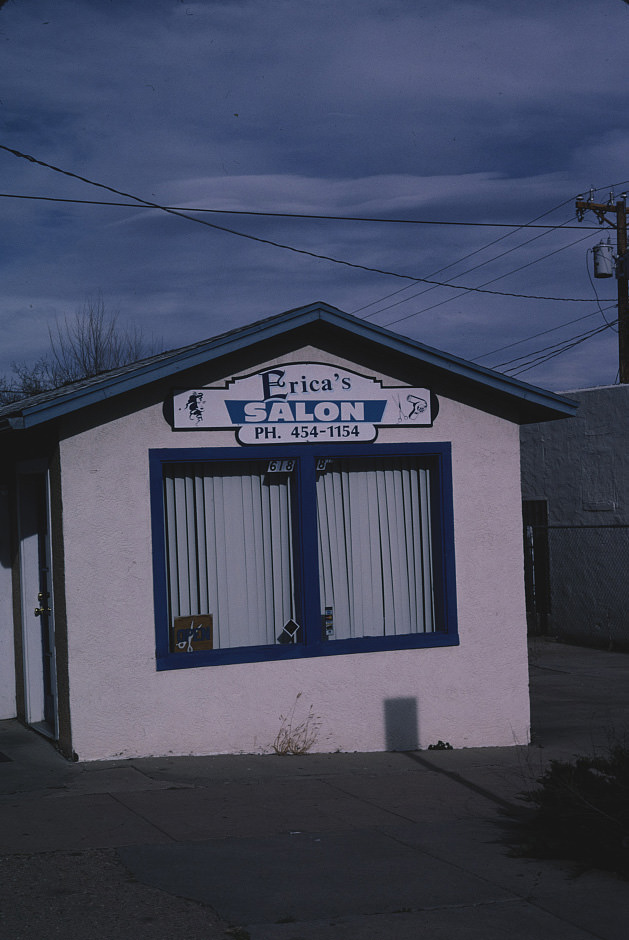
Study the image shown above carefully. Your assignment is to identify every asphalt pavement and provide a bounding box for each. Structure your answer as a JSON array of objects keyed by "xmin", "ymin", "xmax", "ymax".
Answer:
[{"xmin": 1, "ymin": 637, "xmax": 629, "ymax": 940}]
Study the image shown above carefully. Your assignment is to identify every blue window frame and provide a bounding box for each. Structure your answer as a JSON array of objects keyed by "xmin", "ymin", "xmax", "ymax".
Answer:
[{"xmin": 149, "ymin": 443, "xmax": 458, "ymax": 670}]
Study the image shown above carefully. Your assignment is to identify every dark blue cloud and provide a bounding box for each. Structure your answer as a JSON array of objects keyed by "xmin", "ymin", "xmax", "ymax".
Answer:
[{"xmin": 0, "ymin": 0, "xmax": 628, "ymax": 390}]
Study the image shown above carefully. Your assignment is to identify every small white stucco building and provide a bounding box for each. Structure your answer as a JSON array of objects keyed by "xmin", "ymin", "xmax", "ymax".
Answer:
[{"xmin": 0, "ymin": 303, "xmax": 575, "ymax": 760}]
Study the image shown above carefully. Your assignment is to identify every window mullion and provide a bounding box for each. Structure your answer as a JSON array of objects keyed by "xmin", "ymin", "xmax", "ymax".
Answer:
[{"xmin": 297, "ymin": 456, "xmax": 322, "ymax": 649}]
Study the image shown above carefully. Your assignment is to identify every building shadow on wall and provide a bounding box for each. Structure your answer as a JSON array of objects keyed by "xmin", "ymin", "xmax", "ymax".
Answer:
[{"xmin": 384, "ymin": 697, "xmax": 419, "ymax": 751}]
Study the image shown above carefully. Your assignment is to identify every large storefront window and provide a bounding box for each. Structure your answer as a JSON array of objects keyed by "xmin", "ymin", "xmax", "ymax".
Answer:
[
  {"xmin": 163, "ymin": 460, "xmax": 296, "ymax": 650},
  {"xmin": 150, "ymin": 444, "xmax": 458, "ymax": 669},
  {"xmin": 317, "ymin": 457, "xmax": 434, "ymax": 639}
]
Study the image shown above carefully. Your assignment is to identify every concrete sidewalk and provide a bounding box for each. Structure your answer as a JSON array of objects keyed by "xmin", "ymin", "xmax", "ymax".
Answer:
[{"xmin": 1, "ymin": 638, "xmax": 629, "ymax": 939}]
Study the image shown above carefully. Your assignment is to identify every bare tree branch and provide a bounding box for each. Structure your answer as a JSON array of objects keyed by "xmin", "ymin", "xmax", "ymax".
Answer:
[{"xmin": 1, "ymin": 294, "xmax": 161, "ymax": 404}]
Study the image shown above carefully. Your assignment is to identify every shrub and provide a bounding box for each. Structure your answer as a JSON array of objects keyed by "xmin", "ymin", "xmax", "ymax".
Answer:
[{"xmin": 516, "ymin": 745, "xmax": 629, "ymax": 877}]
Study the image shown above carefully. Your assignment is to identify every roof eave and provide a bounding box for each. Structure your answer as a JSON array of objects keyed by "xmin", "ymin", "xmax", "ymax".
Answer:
[
  {"xmin": 12, "ymin": 310, "xmax": 325, "ymax": 428},
  {"xmin": 313, "ymin": 308, "xmax": 577, "ymax": 420}
]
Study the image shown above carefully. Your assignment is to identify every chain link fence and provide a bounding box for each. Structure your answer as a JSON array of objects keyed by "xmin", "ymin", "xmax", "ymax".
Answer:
[{"xmin": 525, "ymin": 524, "xmax": 629, "ymax": 650}]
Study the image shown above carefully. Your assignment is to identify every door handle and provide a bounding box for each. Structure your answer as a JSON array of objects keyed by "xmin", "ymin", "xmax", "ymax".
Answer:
[{"xmin": 34, "ymin": 606, "xmax": 51, "ymax": 617}]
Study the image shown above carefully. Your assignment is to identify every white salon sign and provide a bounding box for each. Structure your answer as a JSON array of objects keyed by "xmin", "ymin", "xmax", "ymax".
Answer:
[{"xmin": 173, "ymin": 364, "xmax": 432, "ymax": 444}]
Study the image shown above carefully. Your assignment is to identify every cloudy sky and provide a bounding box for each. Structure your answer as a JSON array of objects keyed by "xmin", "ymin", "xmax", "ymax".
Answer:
[{"xmin": 1, "ymin": 0, "xmax": 629, "ymax": 391}]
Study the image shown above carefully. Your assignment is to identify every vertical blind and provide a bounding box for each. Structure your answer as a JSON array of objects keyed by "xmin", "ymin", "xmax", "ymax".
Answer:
[
  {"xmin": 316, "ymin": 457, "xmax": 435, "ymax": 639},
  {"xmin": 163, "ymin": 461, "xmax": 295, "ymax": 649}
]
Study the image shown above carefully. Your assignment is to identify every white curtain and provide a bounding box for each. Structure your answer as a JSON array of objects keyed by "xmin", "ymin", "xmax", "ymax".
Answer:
[
  {"xmin": 316, "ymin": 457, "xmax": 435, "ymax": 639},
  {"xmin": 163, "ymin": 461, "xmax": 295, "ymax": 649}
]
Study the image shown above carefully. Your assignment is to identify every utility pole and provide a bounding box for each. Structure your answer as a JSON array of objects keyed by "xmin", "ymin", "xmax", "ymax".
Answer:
[{"xmin": 576, "ymin": 191, "xmax": 629, "ymax": 383}]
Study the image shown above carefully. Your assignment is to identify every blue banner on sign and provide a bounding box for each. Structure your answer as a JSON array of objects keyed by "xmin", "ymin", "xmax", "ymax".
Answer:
[{"xmin": 225, "ymin": 399, "xmax": 387, "ymax": 424}]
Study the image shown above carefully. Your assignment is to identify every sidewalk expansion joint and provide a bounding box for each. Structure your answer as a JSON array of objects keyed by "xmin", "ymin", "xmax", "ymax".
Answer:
[
  {"xmin": 528, "ymin": 896, "xmax": 612, "ymax": 940},
  {"xmin": 409, "ymin": 896, "xmax": 521, "ymax": 914},
  {"xmin": 107, "ymin": 791, "xmax": 178, "ymax": 842},
  {"xmin": 317, "ymin": 777, "xmax": 424, "ymax": 826}
]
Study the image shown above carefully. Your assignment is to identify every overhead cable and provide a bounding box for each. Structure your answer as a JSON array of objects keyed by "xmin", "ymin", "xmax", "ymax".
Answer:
[
  {"xmin": 0, "ymin": 190, "xmax": 606, "ymax": 230},
  {"xmin": 355, "ymin": 197, "xmax": 580, "ymax": 317},
  {"xmin": 472, "ymin": 307, "xmax": 615, "ymax": 362},
  {"xmin": 354, "ymin": 178, "xmax": 629, "ymax": 319},
  {"xmin": 383, "ymin": 230, "xmax": 599, "ymax": 326},
  {"xmin": 0, "ymin": 145, "xmax": 616, "ymax": 303},
  {"xmin": 493, "ymin": 319, "xmax": 616, "ymax": 369},
  {"xmin": 363, "ymin": 216, "xmax": 583, "ymax": 321},
  {"xmin": 503, "ymin": 321, "xmax": 616, "ymax": 376}
]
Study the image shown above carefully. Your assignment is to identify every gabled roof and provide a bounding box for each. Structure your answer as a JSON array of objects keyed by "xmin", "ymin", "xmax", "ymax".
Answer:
[{"xmin": 0, "ymin": 301, "xmax": 577, "ymax": 431}]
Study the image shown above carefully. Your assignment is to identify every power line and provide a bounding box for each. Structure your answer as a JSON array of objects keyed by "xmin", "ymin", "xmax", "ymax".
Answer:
[
  {"xmin": 493, "ymin": 320, "xmax": 615, "ymax": 370},
  {"xmin": 353, "ymin": 179, "xmax": 629, "ymax": 321},
  {"xmin": 444, "ymin": 184, "xmax": 629, "ymax": 375},
  {"xmin": 471, "ymin": 307, "xmax": 615, "ymax": 362},
  {"xmin": 502, "ymin": 320, "xmax": 616, "ymax": 377},
  {"xmin": 0, "ymin": 145, "xmax": 613, "ymax": 303},
  {"xmin": 382, "ymin": 229, "xmax": 600, "ymax": 327},
  {"xmin": 507, "ymin": 327, "xmax": 612, "ymax": 376},
  {"xmin": 353, "ymin": 194, "xmax": 583, "ymax": 317},
  {"xmin": 363, "ymin": 213, "xmax": 583, "ymax": 321},
  {"xmin": 0, "ymin": 190, "xmax": 605, "ymax": 229}
]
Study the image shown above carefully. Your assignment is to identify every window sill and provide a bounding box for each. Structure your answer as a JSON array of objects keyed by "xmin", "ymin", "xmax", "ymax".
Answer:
[{"xmin": 156, "ymin": 631, "xmax": 459, "ymax": 671}]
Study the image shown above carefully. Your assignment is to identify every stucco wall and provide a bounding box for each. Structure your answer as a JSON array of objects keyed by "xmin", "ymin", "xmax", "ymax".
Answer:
[
  {"xmin": 521, "ymin": 384, "xmax": 629, "ymax": 525},
  {"xmin": 57, "ymin": 347, "xmax": 530, "ymax": 760},
  {"xmin": 521, "ymin": 384, "xmax": 629, "ymax": 647}
]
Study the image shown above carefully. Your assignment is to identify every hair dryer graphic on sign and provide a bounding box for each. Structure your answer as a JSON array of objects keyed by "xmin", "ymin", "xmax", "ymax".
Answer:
[{"xmin": 397, "ymin": 393, "xmax": 428, "ymax": 422}]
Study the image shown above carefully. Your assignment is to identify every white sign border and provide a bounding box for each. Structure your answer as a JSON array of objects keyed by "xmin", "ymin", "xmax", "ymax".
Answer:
[{"xmin": 171, "ymin": 361, "xmax": 435, "ymax": 442}]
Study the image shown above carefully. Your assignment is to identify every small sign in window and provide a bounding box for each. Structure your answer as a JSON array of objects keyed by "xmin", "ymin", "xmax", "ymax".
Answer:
[
  {"xmin": 323, "ymin": 606, "xmax": 334, "ymax": 637},
  {"xmin": 277, "ymin": 619, "xmax": 301, "ymax": 644},
  {"xmin": 173, "ymin": 615, "xmax": 214, "ymax": 653}
]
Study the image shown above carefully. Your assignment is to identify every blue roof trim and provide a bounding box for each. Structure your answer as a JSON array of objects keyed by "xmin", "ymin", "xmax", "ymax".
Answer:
[{"xmin": 0, "ymin": 302, "xmax": 577, "ymax": 430}]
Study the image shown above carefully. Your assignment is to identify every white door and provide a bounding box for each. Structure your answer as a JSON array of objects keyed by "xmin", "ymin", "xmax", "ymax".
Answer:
[{"xmin": 17, "ymin": 468, "xmax": 58, "ymax": 738}]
